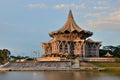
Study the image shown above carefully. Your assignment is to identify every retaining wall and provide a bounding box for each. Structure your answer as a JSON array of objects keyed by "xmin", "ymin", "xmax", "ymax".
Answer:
[{"xmin": 4, "ymin": 61, "xmax": 72, "ymax": 68}]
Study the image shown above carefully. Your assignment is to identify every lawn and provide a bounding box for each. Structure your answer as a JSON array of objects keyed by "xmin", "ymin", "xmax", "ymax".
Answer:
[
  {"xmin": 89, "ymin": 62, "xmax": 120, "ymax": 72},
  {"xmin": 89, "ymin": 62, "xmax": 120, "ymax": 67}
]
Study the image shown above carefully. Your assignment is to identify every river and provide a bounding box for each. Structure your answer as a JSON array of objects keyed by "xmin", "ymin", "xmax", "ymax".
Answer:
[{"xmin": 0, "ymin": 71, "xmax": 120, "ymax": 80}]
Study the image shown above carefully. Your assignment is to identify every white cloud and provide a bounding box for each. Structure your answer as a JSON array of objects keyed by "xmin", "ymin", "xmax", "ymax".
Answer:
[
  {"xmin": 88, "ymin": 21, "xmax": 120, "ymax": 31},
  {"xmin": 76, "ymin": 11, "xmax": 107, "ymax": 19},
  {"xmin": 53, "ymin": 3, "xmax": 85, "ymax": 9},
  {"xmin": 97, "ymin": 0, "xmax": 110, "ymax": 5},
  {"xmin": 87, "ymin": 11, "xmax": 120, "ymax": 31},
  {"xmin": 26, "ymin": 3, "xmax": 47, "ymax": 8},
  {"xmin": 110, "ymin": 12, "xmax": 120, "ymax": 21},
  {"xmin": 93, "ymin": 6, "xmax": 109, "ymax": 10},
  {"xmin": 83, "ymin": 13, "xmax": 101, "ymax": 18}
]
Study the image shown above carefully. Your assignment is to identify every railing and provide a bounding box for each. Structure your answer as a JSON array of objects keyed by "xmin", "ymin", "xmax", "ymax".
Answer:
[{"xmin": 0, "ymin": 62, "xmax": 10, "ymax": 68}]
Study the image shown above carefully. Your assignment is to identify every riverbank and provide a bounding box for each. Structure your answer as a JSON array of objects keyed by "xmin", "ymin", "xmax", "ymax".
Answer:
[
  {"xmin": 0, "ymin": 67, "xmax": 106, "ymax": 71},
  {"xmin": 1, "ymin": 61, "xmax": 120, "ymax": 72},
  {"xmin": 89, "ymin": 62, "xmax": 120, "ymax": 72},
  {"xmin": 1, "ymin": 67, "xmax": 120, "ymax": 72}
]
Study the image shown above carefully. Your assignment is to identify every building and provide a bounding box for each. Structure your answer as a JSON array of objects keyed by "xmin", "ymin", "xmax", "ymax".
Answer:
[{"xmin": 41, "ymin": 10, "xmax": 101, "ymax": 57}]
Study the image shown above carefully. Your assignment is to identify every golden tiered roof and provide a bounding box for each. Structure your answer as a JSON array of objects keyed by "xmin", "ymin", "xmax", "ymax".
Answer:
[
  {"xmin": 86, "ymin": 38, "xmax": 101, "ymax": 43},
  {"xmin": 49, "ymin": 10, "xmax": 93, "ymax": 38}
]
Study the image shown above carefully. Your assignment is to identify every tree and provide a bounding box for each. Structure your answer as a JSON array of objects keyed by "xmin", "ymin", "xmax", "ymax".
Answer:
[
  {"xmin": 0, "ymin": 49, "xmax": 11, "ymax": 64},
  {"xmin": 99, "ymin": 49, "xmax": 112, "ymax": 57},
  {"xmin": 113, "ymin": 47, "xmax": 120, "ymax": 57},
  {"xmin": 100, "ymin": 45, "xmax": 120, "ymax": 57},
  {"xmin": 117, "ymin": 45, "xmax": 120, "ymax": 48},
  {"xmin": 103, "ymin": 45, "xmax": 116, "ymax": 52}
]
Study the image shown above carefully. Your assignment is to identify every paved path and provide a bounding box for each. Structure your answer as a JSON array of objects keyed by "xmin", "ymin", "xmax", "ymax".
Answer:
[{"xmin": 80, "ymin": 62, "xmax": 97, "ymax": 67}]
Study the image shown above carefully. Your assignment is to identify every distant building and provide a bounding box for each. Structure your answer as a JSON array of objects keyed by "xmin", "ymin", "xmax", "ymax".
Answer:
[
  {"xmin": 104, "ymin": 52, "xmax": 113, "ymax": 57},
  {"xmin": 41, "ymin": 10, "xmax": 101, "ymax": 57}
]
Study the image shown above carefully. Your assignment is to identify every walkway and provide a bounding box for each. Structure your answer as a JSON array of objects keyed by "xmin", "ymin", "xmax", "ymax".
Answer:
[{"xmin": 80, "ymin": 62, "xmax": 97, "ymax": 67}]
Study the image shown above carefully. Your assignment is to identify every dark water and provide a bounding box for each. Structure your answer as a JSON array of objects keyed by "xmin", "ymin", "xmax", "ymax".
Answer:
[{"xmin": 0, "ymin": 71, "xmax": 120, "ymax": 80}]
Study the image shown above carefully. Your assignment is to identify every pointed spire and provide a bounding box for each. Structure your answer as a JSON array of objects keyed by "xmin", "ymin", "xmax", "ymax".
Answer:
[
  {"xmin": 59, "ymin": 9, "xmax": 82, "ymax": 32},
  {"xmin": 67, "ymin": 9, "xmax": 74, "ymax": 20},
  {"xmin": 65, "ymin": 9, "xmax": 76, "ymax": 25}
]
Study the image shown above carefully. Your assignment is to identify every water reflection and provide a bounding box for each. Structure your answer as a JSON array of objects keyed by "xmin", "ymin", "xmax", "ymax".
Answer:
[
  {"xmin": 43, "ymin": 71, "xmax": 103, "ymax": 80},
  {"xmin": 0, "ymin": 71, "xmax": 120, "ymax": 80}
]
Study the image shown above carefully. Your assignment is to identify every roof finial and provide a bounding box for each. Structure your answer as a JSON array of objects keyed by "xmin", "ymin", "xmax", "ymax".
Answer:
[{"xmin": 68, "ymin": 9, "xmax": 73, "ymax": 19}]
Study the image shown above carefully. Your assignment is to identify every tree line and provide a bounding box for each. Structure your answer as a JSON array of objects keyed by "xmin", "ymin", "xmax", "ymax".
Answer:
[
  {"xmin": 0, "ymin": 49, "xmax": 11, "ymax": 64},
  {"xmin": 99, "ymin": 45, "xmax": 120, "ymax": 57},
  {"xmin": 0, "ymin": 45, "xmax": 120, "ymax": 64}
]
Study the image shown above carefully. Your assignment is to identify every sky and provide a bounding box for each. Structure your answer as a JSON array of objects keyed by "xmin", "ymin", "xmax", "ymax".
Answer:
[{"xmin": 0, "ymin": 0, "xmax": 120, "ymax": 57}]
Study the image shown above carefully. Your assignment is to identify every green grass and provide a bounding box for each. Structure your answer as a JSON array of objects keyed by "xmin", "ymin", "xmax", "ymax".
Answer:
[
  {"xmin": 106, "ymin": 67, "xmax": 120, "ymax": 72},
  {"xmin": 89, "ymin": 62, "xmax": 120, "ymax": 72},
  {"xmin": 89, "ymin": 62, "xmax": 120, "ymax": 67}
]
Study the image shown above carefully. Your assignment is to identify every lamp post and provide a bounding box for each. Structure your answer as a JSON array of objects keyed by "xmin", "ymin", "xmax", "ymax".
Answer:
[{"xmin": 33, "ymin": 50, "xmax": 40, "ymax": 61}]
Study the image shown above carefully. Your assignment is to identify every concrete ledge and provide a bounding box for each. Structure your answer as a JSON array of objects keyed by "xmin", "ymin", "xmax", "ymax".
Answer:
[
  {"xmin": 0, "ymin": 67, "xmax": 106, "ymax": 71},
  {"xmin": 82, "ymin": 58, "xmax": 116, "ymax": 62}
]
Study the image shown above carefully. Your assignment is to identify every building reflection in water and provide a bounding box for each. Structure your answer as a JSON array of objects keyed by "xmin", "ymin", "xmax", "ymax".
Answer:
[{"xmin": 42, "ymin": 71, "xmax": 100, "ymax": 80}]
